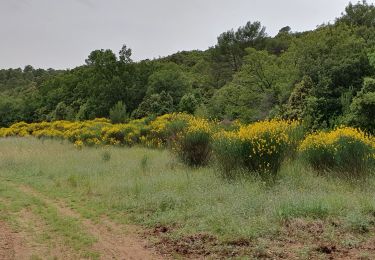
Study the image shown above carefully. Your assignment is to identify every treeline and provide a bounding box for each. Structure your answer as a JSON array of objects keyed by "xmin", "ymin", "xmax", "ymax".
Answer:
[{"xmin": 1, "ymin": 1, "xmax": 374, "ymax": 133}]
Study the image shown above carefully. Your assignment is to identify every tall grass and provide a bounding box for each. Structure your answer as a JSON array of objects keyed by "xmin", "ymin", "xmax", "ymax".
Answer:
[{"xmin": 1, "ymin": 137, "xmax": 375, "ymax": 243}]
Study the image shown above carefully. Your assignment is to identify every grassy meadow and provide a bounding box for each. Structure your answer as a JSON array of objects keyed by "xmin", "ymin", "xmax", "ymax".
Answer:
[
  {"xmin": 1, "ymin": 137, "xmax": 375, "ymax": 258},
  {"xmin": 2, "ymin": 2, "xmax": 375, "ymax": 259}
]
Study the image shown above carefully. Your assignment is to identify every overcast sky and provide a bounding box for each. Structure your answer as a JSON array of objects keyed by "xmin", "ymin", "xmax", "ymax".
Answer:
[{"xmin": 0, "ymin": 0, "xmax": 367, "ymax": 69}]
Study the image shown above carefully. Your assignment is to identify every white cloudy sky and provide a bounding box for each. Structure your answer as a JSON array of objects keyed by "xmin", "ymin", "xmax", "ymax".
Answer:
[{"xmin": 0, "ymin": 0, "xmax": 367, "ymax": 69}]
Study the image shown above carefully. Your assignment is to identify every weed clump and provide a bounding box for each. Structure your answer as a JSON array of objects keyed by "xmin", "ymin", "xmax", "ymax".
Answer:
[
  {"xmin": 101, "ymin": 151, "xmax": 111, "ymax": 162},
  {"xmin": 140, "ymin": 155, "xmax": 149, "ymax": 172}
]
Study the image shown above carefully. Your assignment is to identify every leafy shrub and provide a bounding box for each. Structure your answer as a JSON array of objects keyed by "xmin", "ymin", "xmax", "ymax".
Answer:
[
  {"xmin": 212, "ymin": 131, "xmax": 246, "ymax": 178},
  {"xmin": 174, "ymin": 117, "xmax": 212, "ymax": 166},
  {"xmin": 299, "ymin": 127, "xmax": 375, "ymax": 177},
  {"xmin": 164, "ymin": 120, "xmax": 188, "ymax": 146},
  {"xmin": 143, "ymin": 113, "xmax": 191, "ymax": 148},
  {"xmin": 213, "ymin": 120, "xmax": 302, "ymax": 178}
]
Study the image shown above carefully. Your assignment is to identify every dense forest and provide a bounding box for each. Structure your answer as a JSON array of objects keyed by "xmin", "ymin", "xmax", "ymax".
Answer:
[{"xmin": 1, "ymin": 1, "xmax": 374, "ymax": 133}]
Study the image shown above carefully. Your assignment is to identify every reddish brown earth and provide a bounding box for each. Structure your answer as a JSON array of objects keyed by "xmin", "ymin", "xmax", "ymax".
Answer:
[
  {"xmin": 0, "ymin": 222, "xmax": 16, "ymax": 260},
  {"xmin": 150, "ymin": 218, "xmax": 375, "ymax": 259}
]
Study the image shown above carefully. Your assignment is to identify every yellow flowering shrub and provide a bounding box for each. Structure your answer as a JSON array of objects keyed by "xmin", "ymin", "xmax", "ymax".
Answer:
[
  {"xmin": 101, "ymin": 122, "xmax": 143, "ymax": 146},
  {"xmin": 144, "ymin": 113, "xmax": 192, "ymax": 148},
  {"xmin": 174, "ymin": 117, "xmax": 214, "ymax": 166},
  {"xmin": 28, "ymin": 117, "xmax": 142, "ymax": 147},
  {"xmin": 213, "ymin": 119, "xmax": 303, "ymax": 178},
  {"xmin": 299, "ymin": 127, "xmax": 375, "ymax": 175},
  {"xmin": 0, "ymin": 128, "xmax": 11, "ymax": 137},
  {"xmin": 0, "ymin": 119, "xmax": 108, "ymax": 145},
  {"xmin": 212, "ymin": 130, "xmax": 245, "ymax": 177},
  {"xmin": 186, "ymin": 117, "xmax": 212, "ymax": 134},
  {"xmin": 1, "ymin": 115, "xmax": 374, "ymax": 177},
  {"xmin": 0, "ymin": 114, "xmax": 198, "ymax": 149},
  {"xmin": 149, "ymin": 114, "xmax": 175, "ymax": 134}
]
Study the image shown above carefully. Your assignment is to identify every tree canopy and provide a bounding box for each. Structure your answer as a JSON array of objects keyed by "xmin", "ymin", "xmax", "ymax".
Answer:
[{"xmin": 1, "ymin": 1, "xmax": 374, "ymax": 133}]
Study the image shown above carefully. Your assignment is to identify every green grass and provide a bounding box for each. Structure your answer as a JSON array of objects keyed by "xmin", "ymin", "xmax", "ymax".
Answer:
[
  {"xmin": 0, "ymin": 180, "xmax": 98, "ymax": 258},
  {"xmin": 0, "ymin": 137, "xmax": 375, "ymax": 257}
]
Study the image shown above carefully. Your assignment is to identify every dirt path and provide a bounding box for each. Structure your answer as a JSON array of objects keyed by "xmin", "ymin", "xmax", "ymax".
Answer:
[
  {"xmin": 0, "ymin": 218, "xmax": 39, "ymax": 260},
  {"xmin": 13, "ymin": 185, "xmax": 165, "ymax": 260},
  {"xmin": 16, "ymin": 208, "xmax": 80, "ymax": 260},
  {"xmin": 0, "ymin": 222, "xmax": 16, "ymax": 260}
]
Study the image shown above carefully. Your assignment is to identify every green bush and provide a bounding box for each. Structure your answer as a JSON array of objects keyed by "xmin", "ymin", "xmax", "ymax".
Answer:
[
  {"xmin": 163, "ymin": 119, "xmax": 188, "ymax": 147},
  {"xmin": 213, "ymin": 120, "xmax": 303, "ymax": 179},
  {"xmin": 299, "ymin": 127, "xmax": 375, "ymax": 177},
  {"xmin": 173, "ymin": 117, "xmax": 213, "ymax": 167},
  {"xmin": 175, "ymin": 130, "xmax": 212, "ymax": 167},
  {"xmin": 335, "ymin": 137, "xmax": 374, "ymax": 175},
  {"xmin": 212, "ymin": 135, "xmax": 246, "ymax": 179}
]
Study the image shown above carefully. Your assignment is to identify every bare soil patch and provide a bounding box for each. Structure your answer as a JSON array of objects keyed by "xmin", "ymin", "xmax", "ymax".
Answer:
[
  {"xmin": 17, "ymin": 185, "xmax": 164, "ymax": 260},
  {"xmin": 148, "ymin": 218, "xmax": 375, "ymax": 259},
  {"xmin": 15, "ymin": 208, "xmax": 80, "ymax": 259},
  {"xmin": 0, "ymin": 222, "xmax": 16, "ymax": 260}
]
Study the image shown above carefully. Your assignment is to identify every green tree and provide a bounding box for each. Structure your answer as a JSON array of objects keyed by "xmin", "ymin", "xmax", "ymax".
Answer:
[
  {"xmin": 75, "ymin": 102, "xmax": 89, "ymax": 121},
  {"xmin": 266, "ymin": 26, "xmax": 294, "ymax": 55},
  {"xmin": 178, "ymin": 93, "xmax": 198, "ymax": 114},
  {"xmin": 132, "ymin": 91, "xmax": 174, "ymax": 118},
  {"xmin": 209, "ymin": 47, "xmax": 297, "ymax": 122},
  {"xmin": 109, "ymin": 101, "xmax": 128, "ymax": 124},
  {"xmin": 208, "ymin": 84, "xmax": 261, "ymax": 121},
  {"xmin": 0, "ymin": 95, "xmax": 23, "ymax": 126},
  {"xmin": 346, "ymin": 77, "xmax": 375, "ymax": 133},
  {"xmin": 284, "ymin": 76, "xmax": 314, "ymax": 120},
  {"xmin": 285, "ymin": 24, "xmax": 372, "ymax": 128},
  {"xmin": 119, "ymin": 44, "xmax": 132, "ymax": 64},
  {"xmin": 52, "ymin": 102, "xmax": 75, "ymax": 121},
  {"xmin": 209, "ymin": 21, "xmax": 267, "ymax": 87},
  {"xmin": 337, "ymin": 0, "xmax": 375, "ymax": 27},
  {"xmin": 146, "ymin": 63, "xmax": 191, "ymax": 106}
]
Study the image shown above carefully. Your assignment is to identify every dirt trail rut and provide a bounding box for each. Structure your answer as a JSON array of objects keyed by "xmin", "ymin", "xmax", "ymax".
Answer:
[
  {"xmin": 0, "ymin": 222, "xmax": 16, "ymax": 260},
  {"xmin": 0, "ymin": 219, "xmax": 35, "ymax": 260},
  {"xmin": 15, "ymin": 185, "xmax": 165, "ymax": 260}
]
